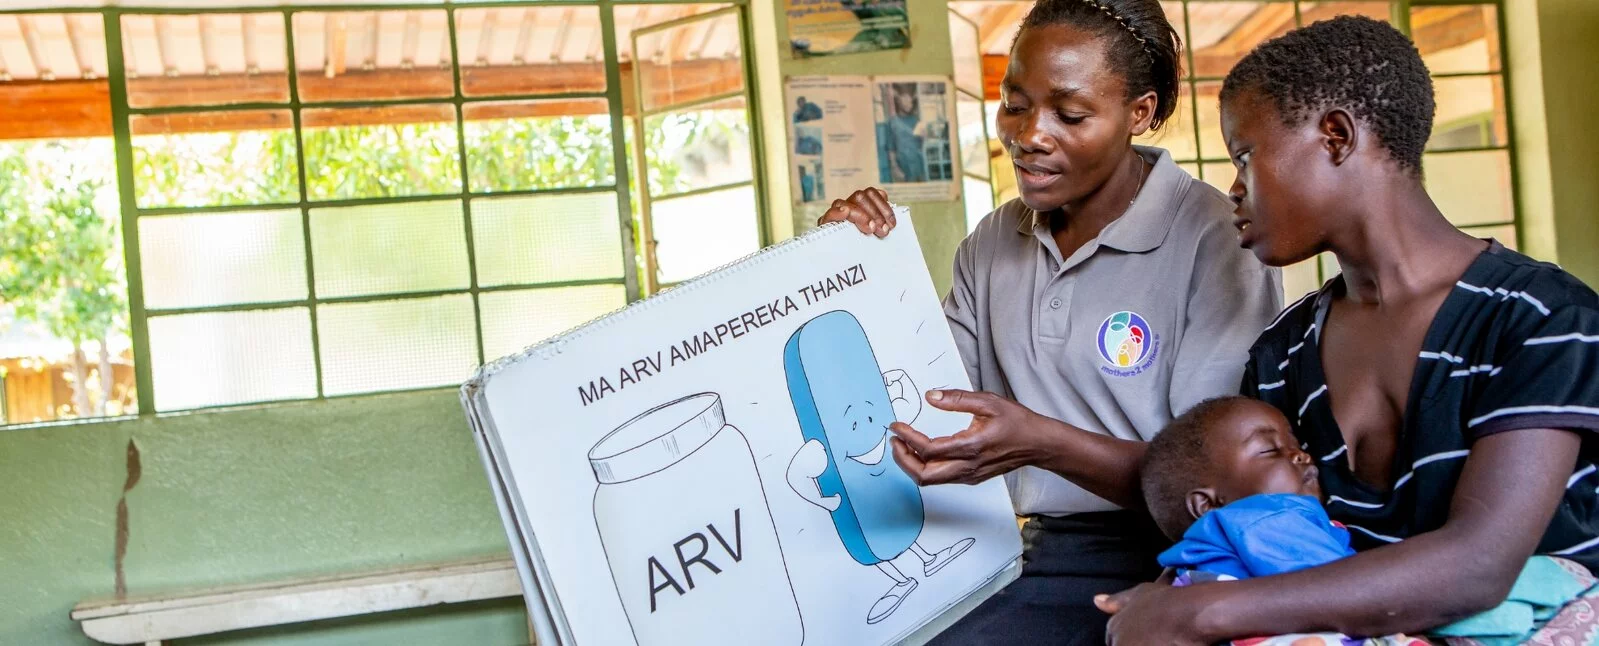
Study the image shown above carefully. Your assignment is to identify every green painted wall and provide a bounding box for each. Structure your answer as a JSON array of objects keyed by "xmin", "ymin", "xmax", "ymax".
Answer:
[
  {"xmin": 1506, "ymin": 0, "xmax": 1599, "ymax": 283},
  {"xmin": 767, "ymin": 2, "xmax": 969, "ymax": 294},
  {"xmin": 1522, "ymin": 0, "xmax": 1599, "ymax": 285},
  {"xmin": 0, "ymin": 390, "xmax": 527, "ymax": 645}
]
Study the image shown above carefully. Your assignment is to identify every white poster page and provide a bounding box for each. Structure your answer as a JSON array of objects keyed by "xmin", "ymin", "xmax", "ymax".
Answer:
[{"xmin": 478, "ymin": 219, "xmax": 1020, "ymax": 646}]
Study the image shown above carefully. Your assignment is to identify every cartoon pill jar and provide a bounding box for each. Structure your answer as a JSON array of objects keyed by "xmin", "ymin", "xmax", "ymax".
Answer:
[{"xmin": 588, "ymin": 392, "xmax": 803, "ymax": 646}]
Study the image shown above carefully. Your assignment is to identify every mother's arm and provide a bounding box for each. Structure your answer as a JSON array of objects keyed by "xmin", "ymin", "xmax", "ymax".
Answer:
[{"xmin": 1099, "ymin": 427, "xmax": 1580, "ymax": 644}]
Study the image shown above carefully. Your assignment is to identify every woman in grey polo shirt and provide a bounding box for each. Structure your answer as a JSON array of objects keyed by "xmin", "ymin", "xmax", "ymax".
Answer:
[{"xmin": 820, "ymin": 0, "xmax": 1281, "ymax": 643}]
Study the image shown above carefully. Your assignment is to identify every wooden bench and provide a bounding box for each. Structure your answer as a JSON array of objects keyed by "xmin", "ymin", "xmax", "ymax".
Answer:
[{"xmin": 72, "ymin": 556, "xmax": 523, "ymax": 645}]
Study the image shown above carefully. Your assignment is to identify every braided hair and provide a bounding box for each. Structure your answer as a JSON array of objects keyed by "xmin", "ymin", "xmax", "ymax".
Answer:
[{"xmin": 1016, "ymin": 0, "xmax": 1184, "ymax": 131}]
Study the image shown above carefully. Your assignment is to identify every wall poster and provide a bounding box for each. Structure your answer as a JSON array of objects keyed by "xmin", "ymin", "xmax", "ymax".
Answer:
[
  {"xmin": 786, "ymin": 0, "xmax": 911, "ymax": 59},
  {"xmin": 787, "ymin": 75, "xmax": 960, "ymax": 208}
]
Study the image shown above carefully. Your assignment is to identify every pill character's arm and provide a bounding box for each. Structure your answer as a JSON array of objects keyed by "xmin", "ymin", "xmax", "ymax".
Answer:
[
  {"xmin": 883, "ymin": 369, "xmax": 920, "ymax": 424},
  {"xmin": 786, "ymin": 439, "xmax": 842, "ymax": 512}
]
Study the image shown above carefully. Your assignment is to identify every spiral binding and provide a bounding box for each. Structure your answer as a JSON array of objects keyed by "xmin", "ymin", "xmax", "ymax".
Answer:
[{"xmin": 463, "ymin": 218, "xmax": 866, "ymax": 387}]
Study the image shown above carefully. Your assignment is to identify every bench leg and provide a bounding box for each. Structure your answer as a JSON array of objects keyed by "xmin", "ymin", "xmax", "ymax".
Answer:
[{"xmin": 146, "ymin": 641, "xmax": 162, "ymax": 646}]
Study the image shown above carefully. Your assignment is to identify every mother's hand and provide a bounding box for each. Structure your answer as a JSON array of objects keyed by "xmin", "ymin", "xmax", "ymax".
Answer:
[
  {"xmin": 1096, "ymin": 583, "xmax": 1212, "ymax": 646},
  {"xmin": 819, "ymin": 187, "xmax": 897, "ymax": 238},
  {"xmin": 888, "ymin": 389, "xmax": 1050, "ymax": 485}
]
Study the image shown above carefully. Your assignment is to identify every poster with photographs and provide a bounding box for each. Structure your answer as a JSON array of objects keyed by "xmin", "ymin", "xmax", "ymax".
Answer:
[
  {"xmin": 786, "ymin": 75, "xmax": 959, "ymax": 210},
  {"xmin": 786, "ymin": 0, "xmax": 910, "ymax": 59}
]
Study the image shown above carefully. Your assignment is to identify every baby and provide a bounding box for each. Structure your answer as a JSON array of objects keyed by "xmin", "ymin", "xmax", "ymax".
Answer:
[
  {"xmin": 1138, "ymin": 397, "xmax": 1594, "ymax": 645},
  {"xmin": 1140, "ymin": 395, "xmax": 1351, "ymax": 584}
]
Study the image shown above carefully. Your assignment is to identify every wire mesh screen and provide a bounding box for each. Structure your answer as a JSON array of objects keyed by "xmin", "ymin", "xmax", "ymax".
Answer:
[
  {"xmin": 147, "ymin": 308, "xmax": 317, "ymax": 411},
  {"xmin": 316, "ymin": 294, "xmax": 478, "ymax": 396},
  {"xmin": 472, "ymin": 192, "xmax": 624, "ymax": 287},
  {"xmin": 479, "ymin": 284, "xmax": 627, "ymax": 361},
  {"xmin": 139, "ymin": 209, "xmax": 308, "ymax": 310},
  {"xmin": 310, "ymin": 200, "xmax": 470, "ymax": 299}
]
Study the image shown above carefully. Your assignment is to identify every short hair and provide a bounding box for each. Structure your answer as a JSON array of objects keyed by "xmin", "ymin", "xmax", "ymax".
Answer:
[
  {"xmin": 1016, "ymin": 0, "xmax": 1184, "ymax": 131},
  {"xmin": 1220, "ymin": 15, "xmax": 1435, "ymax": 175},
  {"xmin": 1141, "ymin": 396, "xmax": 1253, "ymax": 540}
]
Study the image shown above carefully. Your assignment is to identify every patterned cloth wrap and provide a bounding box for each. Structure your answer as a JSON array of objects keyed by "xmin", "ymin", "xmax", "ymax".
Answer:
[
  {"xmin": 1215, "ymin": 553, "xmax": 1592, "ymax": 642},
  {"xmin": 1218, "ymin": 556, "xmax": 1599, "ymax": 646},
  {"xmin": 1233, "ymin": 635, "xmax": 1430, "ymax": 646},
  {"xmin": 1162, "ymin": 495, "xmax": 1599, "ymax": 645}
]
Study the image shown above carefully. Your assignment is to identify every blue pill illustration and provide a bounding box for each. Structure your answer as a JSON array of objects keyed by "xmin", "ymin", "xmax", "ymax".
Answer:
[{"xmin": 784, "ymin": 310, "xmax": 975, "ymax": 625}]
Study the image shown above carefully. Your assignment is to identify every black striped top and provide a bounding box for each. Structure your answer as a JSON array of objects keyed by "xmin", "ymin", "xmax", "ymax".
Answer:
[{"xmin": 1242, "ymin": 242, "xmax": 1599, "ymax": 572}]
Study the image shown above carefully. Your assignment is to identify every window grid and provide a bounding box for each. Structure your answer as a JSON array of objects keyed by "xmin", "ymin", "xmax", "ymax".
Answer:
[{"xmin": 30, "ymin": 1, "xmax": 765, "ymax": 416}]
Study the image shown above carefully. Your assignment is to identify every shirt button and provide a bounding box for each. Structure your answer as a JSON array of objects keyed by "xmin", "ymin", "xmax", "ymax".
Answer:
[{"xmin": 1049, "ymin": 298, "xmax": 1063, "ymax": 310}]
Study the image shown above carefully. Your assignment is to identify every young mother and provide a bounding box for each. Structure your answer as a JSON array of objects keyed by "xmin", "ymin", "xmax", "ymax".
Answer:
[
  {"xmin": 1095, "ymin": 17, "xmax": 1599, "ymax": 644},
  {"xmin": 819, "ymin": 0, "xmax": 1280, "ymax": 641}
]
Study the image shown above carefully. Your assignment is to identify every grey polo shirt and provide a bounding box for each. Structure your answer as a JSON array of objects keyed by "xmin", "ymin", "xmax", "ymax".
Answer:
[{"xmin": 944, "ymin": 146, "xmax": 1284, "ymax": 516}]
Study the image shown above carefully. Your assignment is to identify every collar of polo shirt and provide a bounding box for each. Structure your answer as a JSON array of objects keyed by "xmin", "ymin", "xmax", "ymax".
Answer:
[{"xmin": 1014, "ymin": 145, "xmax": 1185, "ymax": 254}]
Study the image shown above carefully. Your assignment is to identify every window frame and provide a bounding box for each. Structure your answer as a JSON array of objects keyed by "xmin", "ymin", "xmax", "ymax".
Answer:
[{"xmin": 0, "ymin": 0, "xmax": 768, "ymax": 424}]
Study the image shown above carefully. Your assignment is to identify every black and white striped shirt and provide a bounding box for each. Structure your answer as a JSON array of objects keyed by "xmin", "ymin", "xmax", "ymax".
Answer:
[{"xmin": 1242, "ymin": 242, "xmax": 1599, "ymax": 571}]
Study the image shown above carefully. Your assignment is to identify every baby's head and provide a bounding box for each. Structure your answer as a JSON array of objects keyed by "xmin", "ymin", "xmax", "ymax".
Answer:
[{"xmin": 1141, "ymin": 396, "xmax": 1321, "ymax": 540}]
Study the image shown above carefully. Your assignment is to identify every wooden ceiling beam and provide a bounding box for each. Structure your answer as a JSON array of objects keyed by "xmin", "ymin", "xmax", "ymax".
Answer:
[
  {"xmin": 512, "ymin": 8, "xmax": 539, "ymax": 65},
  {"xmin": 474, "ymin": 10, "xmax": 497, "ymax": 67},
  {"xmin": 436, "ymin": 17, "xmax": 451, "ymax": 68},
  {"xmin": 242, "ymin": 14, "xmax": 260, "ymax": 75},
  {"xmin": 667, "ymin": 18, "xmax": 699, "ymax": 61},
  {"xmin": 629, "ymin": 6, "xmax": 653, "ymax": 61},
  {"xmin": 977, "ymin": 4, "xmax": 1023, "ymax": 55},
  {"xmin": 583, "ymin": 10, "xmax": 604, "ymax": 62},
  {"xmin": 1410, "ymin": 8, "xmax": 1491, "ymax": 59},
  {"xmin": 0, "ymin": 80, "xmax": 111, "ymax": 139},
  {"xmin": 123, "ymin": 17, "xmax": 141, "ymax": 79},
  {"xmin": 693, "ymin": 17, "xmax": 720, "ymax": 60},
  {"xmin": 356, "ymin": 12, "xmax": 375, "ymax": 71},
  {"xmin": 18, "ymin": 15, "xmax": 51, "ymax": 81},
  {"xmin": 400, "ymin": 12, "xmax": 420, "ymax": 69},
  {"xmin": 324, "ymin": 13, "xmax": 346, "ymax": 79},
  {"xmin": 1207, "ymin": 5, "xmax": 1295, "ymax": 57},
  {"xmin": 154, "ymin": 16, "xmax": 174, "ymax": 77},
  {"xmin": 0, "ymin": 57, "xmax": 744, "ymax": 140},
  {"xmin": 64, "ymin": 14, "xmax": 91, "ymax": 79},
  {"xmin": 198, "ymin": 15, "xmax": 218, "ymax": 76}
]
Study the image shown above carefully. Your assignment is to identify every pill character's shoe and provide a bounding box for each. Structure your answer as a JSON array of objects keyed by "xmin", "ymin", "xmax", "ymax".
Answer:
[
  {"xmin": 921, "ymin": 537, "xmax": 976, "ymax": 577},
  {"xmin": 866, "ymin": 576, "xmax": 918, "ymax": 625}
]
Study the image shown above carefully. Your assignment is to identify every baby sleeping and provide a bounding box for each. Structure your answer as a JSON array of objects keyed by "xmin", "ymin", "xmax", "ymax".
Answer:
[{"xmin": 1137, "ymin": 396, "xmax": 1596, "ymax": 645}]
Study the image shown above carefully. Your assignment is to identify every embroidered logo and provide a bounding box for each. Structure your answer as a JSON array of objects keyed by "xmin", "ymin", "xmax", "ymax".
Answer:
[{"xmin": 1096, "ymin": 311, "xmax": 1160, "ymax": 377}]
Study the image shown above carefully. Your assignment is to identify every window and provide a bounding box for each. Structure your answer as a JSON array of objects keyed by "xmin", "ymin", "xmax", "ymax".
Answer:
[
  {"xmin": 1409, "ymin": 4, "xmax": 1515, "ymax": 247},
  {"xmin": 1, "ymin": 3, "xmax": 763, "ymax": 423},
  {"xmin": 949, "ymin": 8, "xmax": 997, "ymax": 233},
  {"xmin": 949, "ymin": 0, "xmax": 1517, "ymax": 304},
  {"xmin": 0, "ymin": 14, "xmax": 134, "ymax": 425},
  {"xmin": 626, "ymin": 8, "xmax": 762, "ymax": 291}
]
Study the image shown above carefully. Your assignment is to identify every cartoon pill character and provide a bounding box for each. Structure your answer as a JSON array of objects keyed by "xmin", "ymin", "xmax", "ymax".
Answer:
[{"xmin": 783, "ymin": 310, "xmax": 975, "ymax": 625}]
